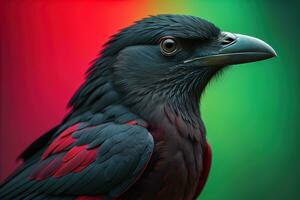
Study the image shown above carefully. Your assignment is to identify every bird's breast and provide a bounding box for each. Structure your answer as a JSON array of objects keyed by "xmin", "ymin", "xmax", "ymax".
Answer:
[{"xmin": 120, "ymin": 124, "xmax": 205, "ymax": 200}]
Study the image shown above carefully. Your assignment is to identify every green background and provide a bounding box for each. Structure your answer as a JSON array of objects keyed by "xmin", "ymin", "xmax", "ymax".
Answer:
[{"xmin": 152, "ymin": 0, "xmax": 300, "ymax": 199}]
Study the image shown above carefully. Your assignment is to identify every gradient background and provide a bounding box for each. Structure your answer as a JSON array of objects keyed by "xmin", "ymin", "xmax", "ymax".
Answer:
[{"xmin": 1, "ymin": 0, "xmax": 299, "ymax": 199}]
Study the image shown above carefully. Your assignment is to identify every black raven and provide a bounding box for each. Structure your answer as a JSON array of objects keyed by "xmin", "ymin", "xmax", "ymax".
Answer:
[{"xmin": 0, "ymin": 14, "xmax": 276, "ymax": 200}]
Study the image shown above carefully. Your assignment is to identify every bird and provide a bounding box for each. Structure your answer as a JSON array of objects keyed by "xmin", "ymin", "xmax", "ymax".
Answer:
[{"xmin": 0, "ymin": 14, "xmax": 276, "ymax": 200}]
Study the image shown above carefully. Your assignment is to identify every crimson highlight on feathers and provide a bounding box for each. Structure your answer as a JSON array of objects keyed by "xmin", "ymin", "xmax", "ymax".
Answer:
[
  {"xmin": 42, "ymin": 123, "xmax": 79, "ymax": 160},
  {"xmin": 30, "ymin": 124, "xmax": 98, "ymax": 180},
  {"xmin": 194, "ymin": 141, "xmax": 212, "ymax": 198}
]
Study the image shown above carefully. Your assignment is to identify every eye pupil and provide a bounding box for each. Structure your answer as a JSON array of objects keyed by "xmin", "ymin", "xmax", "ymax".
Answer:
[
  {"xmin": 160, "ymin": 37, "xmax": 178, "ymax": 56},
  {"xmin": 164, "ymin": 40, "xmax": 174, "ymax": 49}
]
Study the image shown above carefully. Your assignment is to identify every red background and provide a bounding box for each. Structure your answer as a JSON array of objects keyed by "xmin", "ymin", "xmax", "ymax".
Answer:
[{"xmin": 0, "ymin": 0, "xmax": 148, "ymax": 181}]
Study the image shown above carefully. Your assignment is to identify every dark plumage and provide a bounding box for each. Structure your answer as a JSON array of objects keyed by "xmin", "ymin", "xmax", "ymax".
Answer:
[{"xmin": 0, "ymin": 14, "xmax": 276, "ymax": 200}]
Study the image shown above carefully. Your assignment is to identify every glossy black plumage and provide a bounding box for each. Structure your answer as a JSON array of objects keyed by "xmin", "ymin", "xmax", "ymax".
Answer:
[{"xmin": 0, "ymin": 14, "xmax": 276, "ymax": 200}]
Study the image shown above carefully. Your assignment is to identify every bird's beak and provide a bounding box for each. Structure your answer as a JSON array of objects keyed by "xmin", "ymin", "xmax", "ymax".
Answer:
[{"xmin": 184, "ymin": 32, "xmax": 277, "ymax": 66}]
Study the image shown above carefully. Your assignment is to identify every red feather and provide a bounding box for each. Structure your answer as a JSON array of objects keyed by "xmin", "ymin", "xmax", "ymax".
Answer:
[
  {"xmin": 29, "ymin": 155, "xmax": 63, "ymax": 180},
  {"xmin": 31, "ymin": 123, "xmax": 99, "ymax": 180},
  {"xmin": 34, "ymin": 157, "xmax": 63, "ymax": 180},
  {"xmin": 63, "ymin": 145, "xmax": 86, "ymax": 162},
  {"xmin": 54, "ymin": 145, "xmax": 97, "ymax": 177},
  {"xmin": 126, "ymin": 120, "xmax": 138, "ymax": 126},
  {"xmin": 53, "ymin": 136, "xmax": 75, "ymax": 154},
  {"xmin": 194, "ymin": 140, "xmax": 212, "ymax": 199},
  {"xmin": 42, "ymin": 123, "xmax": 79, "ymax": 159},
  {"xmin": 60, "ymin": 123, "xmax": 80, "ymax": 138},
  {"xmin": 73, "ymin": 148, "xmax": 97, "ymax": 173}
]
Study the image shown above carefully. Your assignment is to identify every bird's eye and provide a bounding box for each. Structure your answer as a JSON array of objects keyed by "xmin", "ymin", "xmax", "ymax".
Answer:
[{"xmin": 160, "ymin": 37, "xmax": 179, "ymax": 56}]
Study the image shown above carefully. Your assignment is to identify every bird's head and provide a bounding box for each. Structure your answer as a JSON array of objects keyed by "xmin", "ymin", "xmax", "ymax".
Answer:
[
  {"xmin": 70, "ymin": 14, "xmax": 276, "ymax": 126},
  {"xmin": 101, "ymin": 15, "xmax": 276, "ymax": 119}
]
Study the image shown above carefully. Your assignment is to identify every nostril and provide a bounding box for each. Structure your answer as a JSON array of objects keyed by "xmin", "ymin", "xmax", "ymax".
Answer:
[
  {"xmin": 220, "ymin": 32, "xmax": 236, "ymax": 46},
  {"xmin": 221, "ymin": 37, "xmax": 235, "ymax": 45}
]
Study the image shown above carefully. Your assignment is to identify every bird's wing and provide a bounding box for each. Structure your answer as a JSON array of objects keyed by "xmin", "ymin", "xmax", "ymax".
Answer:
[
  {"xmin": 0, "ymin": 122, "xmax": 154, "ymax": 200},
  {"xmin": 193, "ymin": 140, "xmax": 212, "ymax": 199}
]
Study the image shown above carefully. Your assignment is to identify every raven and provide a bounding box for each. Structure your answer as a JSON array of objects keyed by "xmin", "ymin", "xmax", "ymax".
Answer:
[{"xmin": 0, "ymin": 14, "xmax": 276, "ymax": 200}]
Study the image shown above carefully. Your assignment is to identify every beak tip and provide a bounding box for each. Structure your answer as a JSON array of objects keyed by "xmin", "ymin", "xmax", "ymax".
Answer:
[
  {"xmin": 271, "ymin": 49, "xmax": 277, "ymax": 57},
  {"xmin": 265, "ymin": 44, "xmax": 277, "ymax": 58}
]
